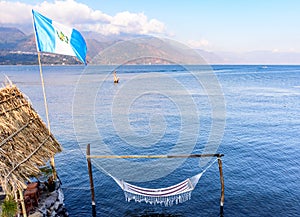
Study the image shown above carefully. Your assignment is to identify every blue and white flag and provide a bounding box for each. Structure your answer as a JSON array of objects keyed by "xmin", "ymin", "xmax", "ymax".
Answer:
[{"xmin": 32, "ymin": 10, "xmax": 87, "ymax": 64}]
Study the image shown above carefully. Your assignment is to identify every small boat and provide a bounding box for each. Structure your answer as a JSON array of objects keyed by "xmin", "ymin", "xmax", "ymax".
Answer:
[{"xmin": 113, "ymin": 71, "xmax": 119, "ymax": 83}]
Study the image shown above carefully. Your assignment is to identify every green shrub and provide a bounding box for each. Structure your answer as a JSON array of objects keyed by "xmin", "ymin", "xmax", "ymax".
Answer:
[{"xmin": 1, "ymin": 196, "xmax": 17, "ymax": 217}]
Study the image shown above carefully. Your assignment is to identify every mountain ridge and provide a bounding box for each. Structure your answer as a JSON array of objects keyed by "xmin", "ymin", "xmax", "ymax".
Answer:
[{"xmin": 0, "ymin": 27, "xmax": 299, "ymax": 65}]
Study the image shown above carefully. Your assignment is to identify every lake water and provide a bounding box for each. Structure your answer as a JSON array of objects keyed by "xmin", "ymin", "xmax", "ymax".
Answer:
[{"xmin": 0, "ymin": 65, "xmax": 299, "ymax": 216}]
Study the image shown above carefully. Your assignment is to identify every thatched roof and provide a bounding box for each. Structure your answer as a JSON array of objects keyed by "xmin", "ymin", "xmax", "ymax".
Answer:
[{"xmin": 0, "ymin": 83, "xmax": 62, "ymax": 195}]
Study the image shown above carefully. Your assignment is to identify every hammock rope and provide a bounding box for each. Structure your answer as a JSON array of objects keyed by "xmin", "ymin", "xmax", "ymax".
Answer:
[{"xmin": 110, "ymin": 158, "xmax": 218, "ymax": 206}]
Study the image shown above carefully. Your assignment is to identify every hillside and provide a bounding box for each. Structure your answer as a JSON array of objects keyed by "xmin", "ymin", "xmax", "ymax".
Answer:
[
  {"xmin": 0, "ymin": 27, "xmax": 222, "ymax": 65},
  {"xmin": 0, "ymin": 27, "xmax": 27, "ymax": 45},
  {"xmin": 1, "ymin": 27, "xmax": 299, "ymax": 65}
]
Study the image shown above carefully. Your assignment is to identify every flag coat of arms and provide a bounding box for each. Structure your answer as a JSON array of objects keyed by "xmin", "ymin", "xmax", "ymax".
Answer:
[{"xmin": 32, "ymin": 10, "xmax": 87, "ymax": 64}]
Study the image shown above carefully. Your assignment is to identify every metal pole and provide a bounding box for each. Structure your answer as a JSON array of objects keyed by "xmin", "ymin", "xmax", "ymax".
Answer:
[
  {"xmin": 86, "ymin": 144, "xmax": 96, "ymax": 217},
  {"xmin": 218, "ymin": 157, "xmax": 225, "ymax": 217}
]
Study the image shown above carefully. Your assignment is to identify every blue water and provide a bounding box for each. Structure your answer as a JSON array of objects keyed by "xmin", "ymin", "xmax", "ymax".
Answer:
[{"xmin": 0, "ymin": 65, "xmax": 299, "ymax": 216}]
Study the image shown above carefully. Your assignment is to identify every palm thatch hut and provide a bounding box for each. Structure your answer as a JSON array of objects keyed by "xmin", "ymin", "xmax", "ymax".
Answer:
[{"xmin": 0, "ymin": 83, "xmax": 62, "ymax": 199}]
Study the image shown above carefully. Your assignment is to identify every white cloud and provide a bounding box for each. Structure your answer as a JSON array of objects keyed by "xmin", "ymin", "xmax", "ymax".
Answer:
[
  {"xmin": 0, "ymin": 0, "xmax": 166, "ymax": 35},
  {"xmin": 35, "ymin": 0, "xmax": 111, "ymax": 25},
  {"xmin": 105, "ymin": 11, "xmax": 165, "ymax": 35},
  {"xmin": 187, "ymin": 39, "xmax": 210, "ymax": 49},
  {"xmin": 0, "ymin": 1, "xmax": 32, "ymax": 24}
]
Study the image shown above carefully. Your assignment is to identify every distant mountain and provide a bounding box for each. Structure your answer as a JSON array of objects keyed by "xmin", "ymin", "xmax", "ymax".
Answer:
[
  {"xmin": 244, "ymin": 51, "xmax": 300, "ymax": 64},
  {"xmin": 82, "ymin": 31, "xmax": 146, "ymax": 42},
  {"xmin": 1, "ymin": 27, "xmax": 299, "ymax": 65},
  {"xmin": 0, "ymin": 27, "xmax": 28, "ymax": 51},
  {"xmin": 217, "ymin": 51, "xmax": 300, "ymax": 64},
  {"xmin": 195, "ymin": 49, "xmax": 224, "ymax": 64},
  {"xmin": 92, "ymin": 37, "xmax": 211, "ymax": 65},
  {"xmin": 0, "ymin": 27, "xmax": 220, "ymax": 65},
  {"xmin": 0, "ymin": 27, "xmax": 27, "ymax": 43},
  {"xmin": 84, "ymin": 38, "xmax": 114, "ymax": 59}
]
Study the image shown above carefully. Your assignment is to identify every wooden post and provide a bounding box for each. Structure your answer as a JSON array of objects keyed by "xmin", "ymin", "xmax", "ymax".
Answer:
[
  {"xmin": 50, "ymin": 157, "xmax": 57, "ymax": 180},
  {"xmin": 18, "ymin": 188, "xmax": 27, "ymax": 217},
  {"xmin": 87, "ymin": 144, "xmax": 96, "ymax": 217},
  {"xmin": 218, "ymin": 157, "xmax": 225, "ymax": 217},
  {"xmin": 87, "ymin": 153, "xmax": 224, "ymax": 159}
]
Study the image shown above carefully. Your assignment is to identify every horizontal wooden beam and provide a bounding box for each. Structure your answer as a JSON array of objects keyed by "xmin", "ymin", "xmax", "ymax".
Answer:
[{"xmin": 87, "ymin": 153, "xmax": 224, "ymax": 159}]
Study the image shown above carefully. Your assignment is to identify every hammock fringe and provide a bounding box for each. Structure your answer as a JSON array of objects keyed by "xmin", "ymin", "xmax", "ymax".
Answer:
[{"xmin": 124, "ymin": 190, "xmax": 192, "ymax": 206}]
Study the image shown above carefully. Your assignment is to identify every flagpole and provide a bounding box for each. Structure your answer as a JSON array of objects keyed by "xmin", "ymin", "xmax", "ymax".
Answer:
[
  {"xmin": 37, "ymin": 51, "xmax": 57, "ymax": 180},
  {"xmin": 37, "ymin": 52, "xmax": 51, "ymax": 133}
]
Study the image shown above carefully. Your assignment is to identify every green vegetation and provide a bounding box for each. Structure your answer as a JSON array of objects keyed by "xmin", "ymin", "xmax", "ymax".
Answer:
[{"xmin": 1, "ymin": 196, "xmax": 18, "ymax": 217}]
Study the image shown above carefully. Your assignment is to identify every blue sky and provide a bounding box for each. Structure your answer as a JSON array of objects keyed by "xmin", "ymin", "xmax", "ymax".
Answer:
[{"xmin": 1, "ymin": 0, "xmax": 300, "ymax": 53}]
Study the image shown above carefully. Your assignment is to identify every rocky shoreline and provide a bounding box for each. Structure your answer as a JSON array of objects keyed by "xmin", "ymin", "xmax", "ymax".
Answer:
[
  {"xmin": 28, "ymin": 180, "xmax": 68, "ymax": 217},
  {"xmin": 0, "ymin": 180, "xmax": 68, "ymax": 217}
]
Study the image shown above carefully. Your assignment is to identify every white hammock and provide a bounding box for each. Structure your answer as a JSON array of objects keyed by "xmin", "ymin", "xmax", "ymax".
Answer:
[{"xmin": 111, "ymin": 158, "xmax": 217, "ymax": 207}]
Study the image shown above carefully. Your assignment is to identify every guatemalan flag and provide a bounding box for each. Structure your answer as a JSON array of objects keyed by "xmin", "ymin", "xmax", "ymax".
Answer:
[{"xmin": 32, "ymin": 10, "xmax": 87, "ymax": 64}]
